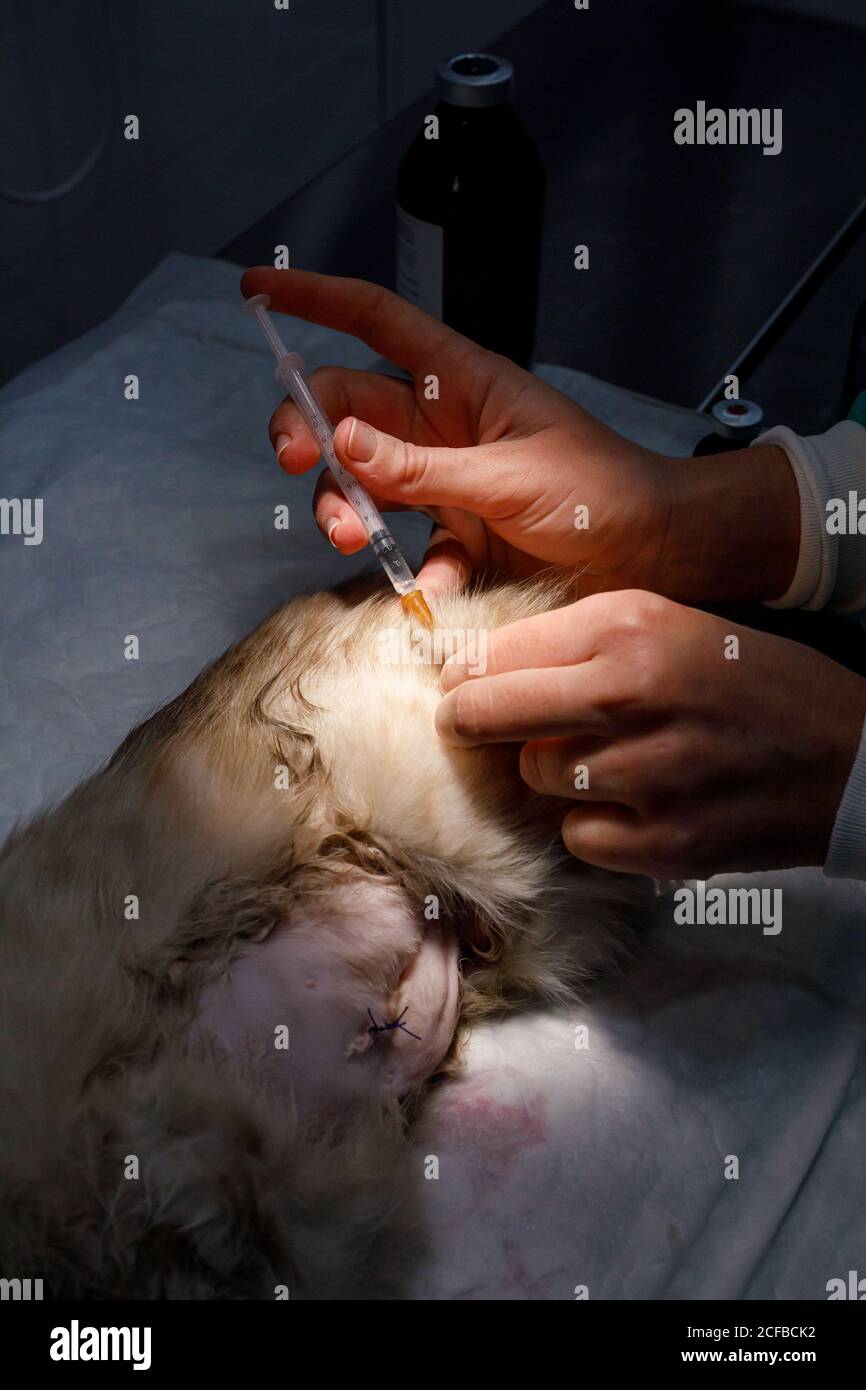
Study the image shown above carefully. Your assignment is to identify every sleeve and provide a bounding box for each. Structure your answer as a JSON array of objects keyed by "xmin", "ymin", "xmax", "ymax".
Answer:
[
  {"xmin": 753, "ymin": 419, "xmax": 866, "ymax": 613},
  {"xmin": 825, "ymin": 718, "xmax": 866, "ymax": 880},
  {"xmin": 749, "ymin": 419, "xmax": 866, "ymax": 878}
]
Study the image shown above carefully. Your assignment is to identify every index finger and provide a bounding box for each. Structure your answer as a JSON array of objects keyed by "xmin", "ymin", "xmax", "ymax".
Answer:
[
  {"xmin": 440, "ymin": 596, "xmax": 598, "ymax": 693},
  {"xmin": 241, "ymin": 267, "xmax": 470, "ymax": 379},
  {"xmin": 435, "ymin": 664, "xmax": 612, "ymax": 746}
]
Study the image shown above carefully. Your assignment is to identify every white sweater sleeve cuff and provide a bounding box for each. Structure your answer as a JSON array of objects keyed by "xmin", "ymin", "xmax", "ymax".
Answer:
[
  {"xmin": 753, "ymin": 420, "xmax": 866, "ymax": 612},
  {"xmin": 825, "ymin": 715, "xmax": 866, "ymax": 879}
]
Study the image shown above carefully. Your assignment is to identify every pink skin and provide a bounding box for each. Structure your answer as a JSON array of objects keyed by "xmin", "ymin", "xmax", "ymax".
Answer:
[{"xmin": 196, "ymin": 881, "xmax": 459, "ymax": 1116}]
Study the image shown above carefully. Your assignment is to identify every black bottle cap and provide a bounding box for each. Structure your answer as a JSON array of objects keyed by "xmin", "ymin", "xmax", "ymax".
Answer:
[{"xmin": 436, "ymin": 53, "xmax": 514, "ymax": 108}]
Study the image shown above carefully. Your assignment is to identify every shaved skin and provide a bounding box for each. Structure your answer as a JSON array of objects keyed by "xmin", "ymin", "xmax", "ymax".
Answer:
[{"xmin": 196, "ymin": 878, "xmax": 459, "ymax": 1116}]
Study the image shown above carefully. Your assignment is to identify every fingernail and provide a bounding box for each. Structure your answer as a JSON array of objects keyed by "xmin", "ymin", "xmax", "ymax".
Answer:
[
  {"xmin": 274, "ymin": 432, "xmax": 291, "ymax": 463},
  {"xmin": 439, "ymin": 657, "xmax": 466, "ymax": 693},
  {"xmin": 326, "ymin": 518, "xmax": 341, "ymax": 548},
  {"xmin": 346, "ymin": 418, "xmax": 377, "ymax": 462}
]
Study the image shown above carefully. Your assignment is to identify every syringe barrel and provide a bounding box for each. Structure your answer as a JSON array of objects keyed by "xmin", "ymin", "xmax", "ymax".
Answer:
[
  {"xmin": 275, "ymin": 357, "xmax": 336, "ymax": 456},
  {"xmin": 275, "ymin": 355, "xmax": 388, "ymax": 541},
  {"xmin": 273, "ymin": 351, "xmax": 418, "ymax": 596},
  {"xmin": 368, "ymin": 529, "xmax": 416, "ymax": 594}
]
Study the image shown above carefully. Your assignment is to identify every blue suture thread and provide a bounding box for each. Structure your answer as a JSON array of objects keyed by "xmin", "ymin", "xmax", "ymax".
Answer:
[{"xmin": 367, "ymin": 1006, "xmax": 422, "ymax": 1042}]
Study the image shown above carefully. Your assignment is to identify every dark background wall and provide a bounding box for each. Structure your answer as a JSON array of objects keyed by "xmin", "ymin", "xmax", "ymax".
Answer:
[
  {"xmin": 735, "ymin": 0, "xmax": 866, "ymax": 21},
  {"xmin": 1, "ymin": 0, "xmax": 865, "ymax": 436},
  {"xmin": 0, "ymin": 0, "xmax": 543, "ymax": 385}
]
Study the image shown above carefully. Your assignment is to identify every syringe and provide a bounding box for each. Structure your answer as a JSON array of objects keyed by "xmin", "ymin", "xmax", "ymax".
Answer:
[{"xmin": 242, "ymin": 293, "xmax": 434, "ymax": 629}]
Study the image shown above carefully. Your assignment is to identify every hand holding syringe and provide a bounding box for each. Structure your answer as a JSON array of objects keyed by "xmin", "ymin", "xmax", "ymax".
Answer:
[{"xmin": 243, "ymin": 293, "xmax": 433, "ymax": 628}]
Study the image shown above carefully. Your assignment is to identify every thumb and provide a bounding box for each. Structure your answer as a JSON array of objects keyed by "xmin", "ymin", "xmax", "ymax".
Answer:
[{"xmin": 332, "ymin": 416, "xmax": 513, "ymax": 516}]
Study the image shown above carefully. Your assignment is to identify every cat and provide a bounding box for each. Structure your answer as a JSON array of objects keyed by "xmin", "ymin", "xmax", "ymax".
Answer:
[{"xmin": 0, "ymin": 574, "xmax": 651, "ymax": 1299}]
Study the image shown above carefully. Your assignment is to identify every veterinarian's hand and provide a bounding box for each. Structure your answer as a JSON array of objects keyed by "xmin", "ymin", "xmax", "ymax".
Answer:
[
  {"xmin": 436, "ymin": 590, "xmax": 866, "ymax": 877},
  {"xmin": 241, "ymin": 268, "xmax": 798, "ymax": 602}
]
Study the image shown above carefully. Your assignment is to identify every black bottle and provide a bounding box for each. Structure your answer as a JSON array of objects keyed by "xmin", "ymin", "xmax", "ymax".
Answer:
[{"xmin": 396, "ymin": 53, "xmax": 544, "ymax": 367}]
